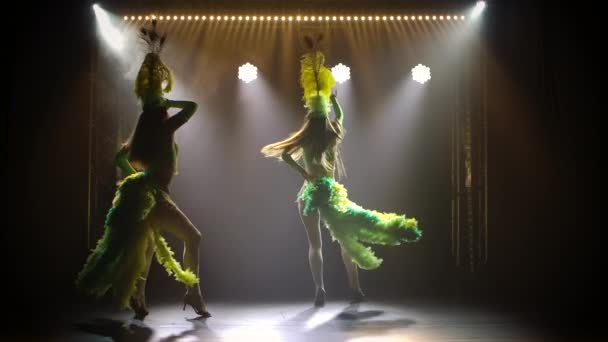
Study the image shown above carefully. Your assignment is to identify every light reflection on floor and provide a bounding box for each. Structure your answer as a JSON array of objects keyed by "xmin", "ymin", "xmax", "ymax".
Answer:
[{"xmin": 54, "ymin": 301, "xmax": 548, "ymax": 341}]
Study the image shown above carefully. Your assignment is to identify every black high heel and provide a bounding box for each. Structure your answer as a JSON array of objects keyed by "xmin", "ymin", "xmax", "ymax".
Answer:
[
  {"xmin": 183, "ymin": 292, "xmax": 211, "ymax": 318},
  {"xmin": 350, "ymin": 288, "xmax": 366, "ymax": 304},
  {"xmin": 314, "ymin": 288, "xmax": 326, "ymax": 307},
  {"xmin": 130, "ymin": 297, "xmax": 149, "ymax": 321}
]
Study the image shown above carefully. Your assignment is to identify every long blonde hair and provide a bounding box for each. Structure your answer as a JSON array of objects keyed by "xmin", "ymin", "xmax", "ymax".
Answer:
[{"xmin": 261, "ymin": 114, "xmax": 345, "ymax": 177}]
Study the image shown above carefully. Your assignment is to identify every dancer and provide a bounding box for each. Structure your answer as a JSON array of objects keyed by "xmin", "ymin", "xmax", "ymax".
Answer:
[
  {"xmin": 261, "ymin": 35, "xmax": 421, "ymax": 306},
  {"xmin": 76, "ymin": 20, "xmax": 210, "ymax": 320}
]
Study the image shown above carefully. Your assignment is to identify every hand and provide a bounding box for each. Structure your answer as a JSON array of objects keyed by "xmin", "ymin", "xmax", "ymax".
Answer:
[
  {"xmin": 303, "ymin": 171, "xmax": 315, "ymax": 181},
  {"xmin": 161, "ymin": 98, "xmax": 171, "ymax": 108},
  {"xmin": 116, "ymin": 144, "xmax": 130, "ymax": 157}
]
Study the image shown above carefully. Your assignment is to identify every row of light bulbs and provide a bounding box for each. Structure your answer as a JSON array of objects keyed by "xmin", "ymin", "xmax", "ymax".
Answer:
[{"xmin": 124, "ymin": 14, "xmax": 467, "ymax": 22}]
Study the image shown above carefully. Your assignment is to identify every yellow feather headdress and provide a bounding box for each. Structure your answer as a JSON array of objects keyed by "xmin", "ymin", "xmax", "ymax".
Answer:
[{"xmin": 300, "ymin": 35, "xmax": 335, "ymax": 118}]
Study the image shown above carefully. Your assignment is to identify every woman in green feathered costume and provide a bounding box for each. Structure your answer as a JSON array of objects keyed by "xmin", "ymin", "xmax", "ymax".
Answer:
[
  {"xmin": 76, "ymin": 21, "xmax": 210, "ymax": 320},
  {"xmin": 261, "ymin": 35, "xmax": 421, "ymax": 306}
]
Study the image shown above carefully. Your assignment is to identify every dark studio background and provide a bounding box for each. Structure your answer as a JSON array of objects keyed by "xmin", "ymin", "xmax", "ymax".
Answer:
[{"xmin": 6, "ymin": 0, "xmax": 603, "ymax": 339}]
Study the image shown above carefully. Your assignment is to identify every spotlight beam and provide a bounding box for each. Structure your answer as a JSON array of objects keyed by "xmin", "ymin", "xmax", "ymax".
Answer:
[{"xmin": 93, "ymin": 4, "xmax": 124, "ymax": 52}]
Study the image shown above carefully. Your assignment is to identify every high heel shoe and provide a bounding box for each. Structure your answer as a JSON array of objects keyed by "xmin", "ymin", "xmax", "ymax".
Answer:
[
  {"xmin": 130, "ymin": 297, "xmax": 149, "ymax": 321},
  {"xmin": 314, "ymin": 288, "xmax": 326, "ymax": 307},
  {"xmin": 350, "ymin": 288, "xmax": 366, "ymax": 304},
  {"xmin": 183, "ymin": 292, "xmax": 211, "ymax": 318}
]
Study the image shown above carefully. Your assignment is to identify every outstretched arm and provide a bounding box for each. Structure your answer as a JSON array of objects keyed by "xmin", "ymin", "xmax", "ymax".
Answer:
[
  {"xmin": 282, "ymin": 151, "xmax": 311, "ymax": 180},
  {"xmin": 115, "ymin": 145, "xmax": 137, "ymax": 176},
  {"xmin": 330, "ymin": 94, "xmax": 344, "ymax": 124},
  {"xmin": 165, "ymin": 99, "xmax": 198, "ymax": 131}
]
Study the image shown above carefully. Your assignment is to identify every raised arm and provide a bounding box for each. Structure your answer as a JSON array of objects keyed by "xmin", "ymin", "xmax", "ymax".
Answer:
[
  {"xmin": 165, "ymin": 99, "xmax": 198, "ymax": 131},
  {"xmin": 330, "ymin": 94, "xmax": 344, "ymax": 124},
  {"xmin": 282, "ymin": 151, "xmax": 310, "ymax": 180},
  {"xmin": 115, "ymin": 145, "xmax": 137, "ymax": 176}
]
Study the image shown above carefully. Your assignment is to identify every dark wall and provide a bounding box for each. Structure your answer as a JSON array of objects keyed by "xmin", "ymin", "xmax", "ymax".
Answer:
[{"xmin": 478, "ymin": 1, "xmax": 602, "ymax": 336}]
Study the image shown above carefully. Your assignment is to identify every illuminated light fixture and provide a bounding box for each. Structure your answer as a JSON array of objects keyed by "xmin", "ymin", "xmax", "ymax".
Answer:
[
  {"xmin": 412, "ymin": 64, "xmax": 431, "ymax": 84},
  {"xmin": 331, "ymin": 63, "xmax": 351, "ymax": 83},
  {"xmin": 472, "ymin": 1, "xmax": 486, "ymax": 18},
  {"xmin": 382, "ymin": 15, "xmax": 387, "ymax": 20},
  {"xmin": 238, "ymin": 63, "xmax": 258, "ymax": 83}
]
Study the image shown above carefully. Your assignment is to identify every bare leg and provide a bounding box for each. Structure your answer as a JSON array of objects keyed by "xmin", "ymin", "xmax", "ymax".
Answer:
[
  {"xmin": 134, "ymin": 235, "xmax": 155, "ymax": 302},
  {"xmin": 298, "ymin": 200, "xmax": 325, "ymax": 306},
  {"xmin": 150, "ymin": 198, "xmax": 208, "ymax": 314},
  {"xmin": 131, "ymin": 235, "xmax": 155, "ymax": 319},
  {"xmin": 341, "ymin": 247, "xmax": 365, "ymax": 302}
]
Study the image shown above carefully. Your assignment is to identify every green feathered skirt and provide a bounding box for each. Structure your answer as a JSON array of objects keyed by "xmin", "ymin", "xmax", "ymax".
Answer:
[
  {"xmin": 298, "ymin": 177, "xmax": 421, "ymax": 270},
  {"xmin": 76, "ymin": 172, "xmax": 198, "ymax": 309}
]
